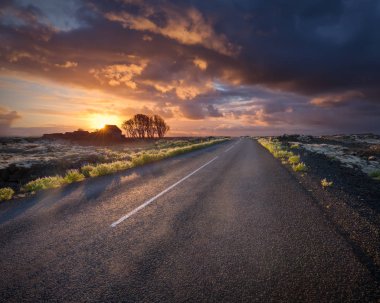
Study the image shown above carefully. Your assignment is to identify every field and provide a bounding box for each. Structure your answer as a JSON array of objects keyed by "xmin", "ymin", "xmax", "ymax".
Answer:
[{"xmin": 0, "ymin": 137, "xmax": 228, "ymax": 199}]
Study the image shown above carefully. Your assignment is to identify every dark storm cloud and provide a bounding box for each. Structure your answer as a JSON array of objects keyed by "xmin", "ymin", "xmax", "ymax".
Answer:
[{"xmin": 0, "ymin": 0, "xmax": 379, "ymax": 133}]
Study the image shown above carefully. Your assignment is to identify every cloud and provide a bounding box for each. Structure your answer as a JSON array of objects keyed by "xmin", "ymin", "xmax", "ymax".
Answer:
[
  {"xmin": 0, "ymin": 107, "xmax": 21, "ymax": 135},
  {"xmin": 0, "ymin": 0, "xmax": 380, "ymax": 134},
  {"xmin": 105, "ymin": 5, "xmax": 238, "ymax": 56},
  {"xmin": 193, "ymin": 58, "xmax": 207, "ymax": 71},
  {"xmin": 54, "ymin": 61, "xmax": 78, "ymax": 68},
  {"xmin": 90, "ymin": 61, "xmax": 147, "ymax": 88},
  {"xmin": 310, "ymin": 91, "xmax": 364, "ymax": 107}
]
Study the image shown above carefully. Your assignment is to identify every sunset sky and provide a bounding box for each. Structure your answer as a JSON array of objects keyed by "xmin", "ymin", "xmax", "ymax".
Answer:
[{"xmin": 1, "ymin": 0, "xmax": 379, "ymax": 136}]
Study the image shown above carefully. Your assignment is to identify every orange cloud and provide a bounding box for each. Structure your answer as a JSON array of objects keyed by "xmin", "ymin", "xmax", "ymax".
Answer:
[
  {"xmin": 105, "ymin": 7, "xmax": 238, "ymax": 56},
  {"xmin": 90, "ymin": 61, "xmax": 147, "ymax": 89},
  {"xmin": 193, "ymin": 58, "xmax": 208, "ymax": 70},
  {"xmin": 54, "ymin": 61, "xmax": 78, "ymax": 68},
  {"xmin": 310, "ymin": 91, "xmax": 364, "ymax": 107}
]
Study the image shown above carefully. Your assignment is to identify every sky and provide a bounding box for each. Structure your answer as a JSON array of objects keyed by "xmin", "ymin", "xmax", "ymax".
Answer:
[{"xmin": 0, "ymin": 0, "xmax": 379, "ymax": 136}]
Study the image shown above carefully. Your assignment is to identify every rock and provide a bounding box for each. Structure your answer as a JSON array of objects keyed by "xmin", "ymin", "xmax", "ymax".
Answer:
[{"xmin": 368, "ymin": 156, "xmax": 376, "ymax": 161}]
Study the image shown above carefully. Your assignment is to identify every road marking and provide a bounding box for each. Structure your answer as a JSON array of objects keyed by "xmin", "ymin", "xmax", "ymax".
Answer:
[
  {"xmin": 224, "ymin": 144, "xmax": 235, "ymax": 153},
  {"xmin": 110, "ymin": 156, "xmax": 219, "ymax": 227},
  {"xmin": 224, "ymin": 140, "xmax": 240, "ymax": 153}
]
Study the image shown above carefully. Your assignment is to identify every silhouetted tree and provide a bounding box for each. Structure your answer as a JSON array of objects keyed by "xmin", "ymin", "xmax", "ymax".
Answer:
[
  {"xmin": 152, "ymin": 114, "xmax": 170, "ymax": 138},
  {"xmin": 121, "ymin": 114, "xmax": 170, "ymax": 138}
]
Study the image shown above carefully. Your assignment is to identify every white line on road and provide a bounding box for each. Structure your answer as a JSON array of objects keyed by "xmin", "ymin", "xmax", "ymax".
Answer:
[
  {"xmin": 224, "ymin": 144, "xmax": 235, "ymax": 153},
  {"xmin": 110, "ymin": 156, "xmax": 219, "ymax": 227},
  {"xmin": 224, "ymin": 140, "xmax": 240, "ymax": 153}
]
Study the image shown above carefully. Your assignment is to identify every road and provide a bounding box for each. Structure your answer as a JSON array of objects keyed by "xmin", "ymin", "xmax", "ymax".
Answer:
[{"xmin": 0, "ymin": 138, "xmax": 378, "ymax": 302}]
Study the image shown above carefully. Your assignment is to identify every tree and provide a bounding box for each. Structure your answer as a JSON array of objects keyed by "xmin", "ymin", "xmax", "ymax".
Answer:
[
  {"xmin": 152, "ymin": 114, "xmax": 170, "ymax": 138},
  {"xmin": 121, "ymin": 114, "xmax": 170, "ymax": 138}
]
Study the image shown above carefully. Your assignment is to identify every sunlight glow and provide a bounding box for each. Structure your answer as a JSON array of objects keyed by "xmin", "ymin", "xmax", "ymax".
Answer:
[{"xmin": 89, "ymin": 114, "xmax": 122, "ymax": 130}]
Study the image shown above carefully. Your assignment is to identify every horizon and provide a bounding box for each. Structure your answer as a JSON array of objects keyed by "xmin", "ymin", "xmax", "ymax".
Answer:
[{"xmin": 1, "ymin": 1, "xmax": 380, "ymax": 136}]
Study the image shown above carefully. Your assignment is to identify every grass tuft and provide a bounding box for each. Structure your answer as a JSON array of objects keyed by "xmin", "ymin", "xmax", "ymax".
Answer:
[
  {"xmin": 288, "ymin": 155, "xmax": 301, "ymax": 165},
  {"xmin": 81, "ymin": 165, "xmax": 95, "ymax": 177},
  {"xmin": 321, "ymin": 178, "xmax": 333, "ymax": 188},
  {"xmin": 0, "ymin": 187, "xmax": 15, "ymax": 201},
  {"xmin": 292, "ymin": 162, "xmax": 307, "ymax": 172},
  {"xmin": 64, "ymin": 169, "xmax": 85, "ymax": 183},
  {"xmin": 258, "ymin": 138, "xmax": 307, "ymax": 174},
  {"xmin": 23, "ymin": 176, "xmax": 66, "ymax": 192}
]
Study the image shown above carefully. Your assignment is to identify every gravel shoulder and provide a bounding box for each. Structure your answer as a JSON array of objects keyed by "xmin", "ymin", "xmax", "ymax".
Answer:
[{"xmin": 256, "ymin": 135, "xmax": 380, "ymax": 281}]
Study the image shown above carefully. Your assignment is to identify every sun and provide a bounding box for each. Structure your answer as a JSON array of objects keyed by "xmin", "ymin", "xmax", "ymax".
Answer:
[{"xmin": 89, "ymin": 114, "xmax": 121, "ymax": 130}]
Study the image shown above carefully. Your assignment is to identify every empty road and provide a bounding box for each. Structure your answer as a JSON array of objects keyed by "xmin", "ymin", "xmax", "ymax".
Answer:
[{"xmin": 0, "ymin": 138, "xmax": 378, "ymax": 302}]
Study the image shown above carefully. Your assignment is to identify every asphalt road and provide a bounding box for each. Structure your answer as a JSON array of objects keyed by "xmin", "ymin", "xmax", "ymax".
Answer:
[{"xmin": 0, "ymin": 138, "xmax": 378, "ymax": 302}]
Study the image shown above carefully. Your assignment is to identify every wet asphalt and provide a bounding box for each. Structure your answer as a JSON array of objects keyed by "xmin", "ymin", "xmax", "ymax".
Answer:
[{"xmin": 0, "ymin": 138, "xmax": 378, "ymax": 302}]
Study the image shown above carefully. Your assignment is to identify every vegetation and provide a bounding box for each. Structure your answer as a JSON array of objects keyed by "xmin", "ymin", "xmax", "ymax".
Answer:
[
  {"xmin": 0, "ymin": 187, "xmax": 15, "ymax": 201},
  {"xmin": 23, "ymin": 176, "xmax": 66, "ymax": 192},
  {"xmin": 292, "ymin": 162, "xmax": 308, "ymax": 172},
  {"xmin": 321, "ymin": 178, "xmax": 333, "ymax": 188},
  {"xmin": 257, "ymin": 138, "xmax": 307, "ymax": 173},
  {"xmin": 290, "ymin": 143, "xmax": 300, "ymax": 149},
  {"xmin": 122, "ymin": 114, "xmax": 169, "ymax": 138},
  {"xmin": 64, "ymin": 169, "xmax": 85, "ymax": 183},
  {"xmin": 288, "ymin": 155, "xmax": 301, "ymax": 165},
  {"xmin": 18, "ymin": 138, "xmax": 228, "ymax": 194},
  {"xmin": 369, "ymin": 170, "xmax": 380, "ymax": 181}
]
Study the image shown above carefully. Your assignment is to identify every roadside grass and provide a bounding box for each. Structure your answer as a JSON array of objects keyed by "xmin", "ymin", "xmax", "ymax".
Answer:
[
  {"xmin": 23, "ymin": 176, "xmax": 66, "ymax": 192},
  {"xmin": 369, "ymin": 170, "xmax": 380, "ymax": 181},
  {"xmin": 257, "ymin": 138, "xmax": 307, "ymax": 173},
  {"xmin": 290, "ymin": 143, "xmax": 300, "ymax": 149},
  {"xmin": 321, "ymin": 178, "xmax": 333, "ymax": 188},
  {"xmin": 0, "ymin": 187, "xmax": 15, "ymax": 202},
  {"xmin": 64, "ymin": 169, "xmax": 85, "ymax": 183},
  {"xmin": 292, "ymin": 162, "xmax": 308, "ymax": 172},
  {"xmin": 288, "ymin": 155, "xmax": 301, "ymax": 165},
  {"xmin": 19, "ymin": 138, "xmax": 228, "ymax": 195}
]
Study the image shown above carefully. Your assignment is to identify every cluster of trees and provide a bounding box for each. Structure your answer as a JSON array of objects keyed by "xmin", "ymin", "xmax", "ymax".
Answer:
[{"xmin": 121, "ymin": 114, "xmax": 170, "ymax": 138}]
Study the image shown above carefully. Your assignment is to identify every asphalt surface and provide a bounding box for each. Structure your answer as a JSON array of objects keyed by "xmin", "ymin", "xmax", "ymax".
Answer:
[{"xmin": 0, "ymin": 138, "xmax": 378, "ymax": 302}]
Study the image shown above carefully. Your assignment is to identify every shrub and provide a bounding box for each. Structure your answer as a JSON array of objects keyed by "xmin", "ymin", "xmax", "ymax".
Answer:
[
  {"xmin": 292, "ymin": 162, "xmax": 307, "ymax": 172},
  {"xmin": 64, "ymin": 169, "xmax": 85, "ymax": 183},
  {"xmin": 23, "ymin": 176, "xmax": 66, "ymax": 192},
  {"xmin": 288, "ymin": 155, "xmax": 301, "ymax": 165},
  {"xmin": 369, "ymin": 170, "xmax": 380, "ymax": 180},
  {"xmin": 321, "ymin": 178, "xmax": 333, "ymax": 188},
  {"xmin": 0, "ymin": 187, "xmax": 15, "ymax": 201}
]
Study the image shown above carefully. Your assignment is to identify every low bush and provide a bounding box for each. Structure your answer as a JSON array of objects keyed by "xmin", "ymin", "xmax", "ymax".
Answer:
[
  {"xmin": 23, "ymin": 176, "xmax": 66, "ymax": 192},
  {"xmin": 0, "ymin": 187, "xmax": 15, "ymax": 201},
  {"xmin": 64, "ymin": 169, "xmax": 85, "ymax": 183}
]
